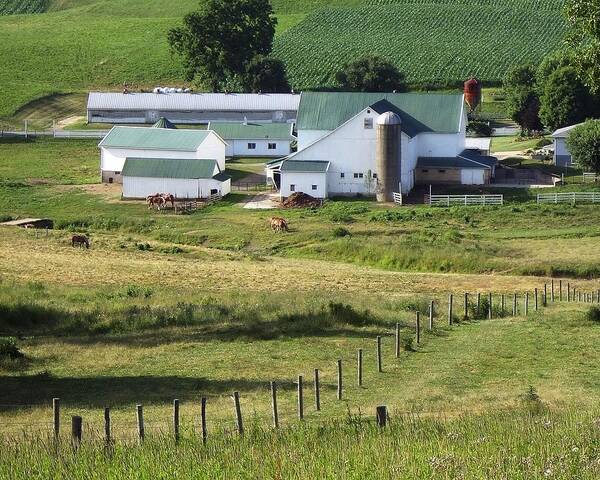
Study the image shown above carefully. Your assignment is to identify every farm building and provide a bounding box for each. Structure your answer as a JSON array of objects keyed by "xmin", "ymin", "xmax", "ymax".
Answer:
[
  {"xmin": 552, "ymin": 123, "xmax": 582, "ymax": 167},
  {"xmin": 465, "ymin": 137, "xmax": 492, "ymax": 156},
  {"xmin": 208, "ymin": 122, "xmax": 295, "ymax": 157},
  {"xmin": 121, "ymin": 158, "xmax": 231, "ymax": 200},
  {"xmin": 98, "ymin": 126, "xmax": 226, "ymax": 183},
  {"xmin": 267, "ymin": 92, "xmax": 496, "ymax": 199},
  {"xmin": 87, "ymin": 92, "xmax": 300, "ymax": 125}
]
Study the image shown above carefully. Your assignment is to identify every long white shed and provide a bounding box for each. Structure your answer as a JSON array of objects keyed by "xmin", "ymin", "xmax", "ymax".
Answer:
[
  {"xmin": 208, "ymin": 122, "xmax": 295, "ymax": 157},
  {"xmin": 121, "ymin": 158, "xmax": 231, "ymax": 199}
]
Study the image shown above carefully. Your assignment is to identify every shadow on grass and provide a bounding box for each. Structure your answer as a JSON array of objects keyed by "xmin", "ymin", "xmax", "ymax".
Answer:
[{"xmin": 0, "ymin": 374, "xmax": 309, "ymax": 407}]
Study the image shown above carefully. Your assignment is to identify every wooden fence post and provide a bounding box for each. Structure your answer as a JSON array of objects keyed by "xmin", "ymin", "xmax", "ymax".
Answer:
[
  {"xmin": 448, "ymin": 294, "xmax": 453, "ymax": 325},
  {"xmin": 488, "ymin": 292, "xmax": 493, "ymax": 320},
  {"xmin": 415, "ymin": 312, "xmax": 421, "ymax": 344},
  {"xmin": 477, "ymin": 293, "xmax": 481, "ymax": 317},
  {"xmin": 513, "ymin": 293, "xmax": 517, "ymax": 316},
  {"xmin": 535, "ymin": 288, "xmax": 539, "ymax": 311},
  {"xmin": 377, "ymin": 336, "xmax": 383, "ymax": 373},
  {"xmin": 395, "ymin": 323, "xmax": 400, "ymax": 358},
  {"xmin": 173, "ymin": 399, "xmax": 180, "ymax": 443},
  {"xmin": 429, "ymin": 301, "xmax": 434, "ymax": 330},
  {"xmin": 464, "ymin": 292, "xmax": 469, "ymax": 320},
  {"xmin": 376, "ymin": 406, "xmax": 387, "ymax": 428},
  {"xmin": 297, "ymin": 375, "xmax": 304, "ymax": 420},
  {"xmin": 559, "ymin": 280, "xmax": 563, "ymax": 302},
  {"xmin": 71, "ymin": 416, "xmax": 82, "ymax": 450},
  {"xmin": 337, "ymin": 360, "xmax": 343, "ymax": 400},
  {"xmin": 544, "ymin": 284, "xmax": 548, "ymax": 306},
  {"xmin": 567, "ymin": 283, "xmax": 571, "ymax": 302},
  {"xmin": 551, "ymin": 280, "xmax": 555, "ymax": 302},
  {"xmin": 314, "ymin": 369, "xmax": 321, "ymax": 411},
  {"xmin": 357, "ymin": 350, "xmax": 363, "ymax": 387},
  {"xmin": 233, "ymin": 392, "xmax": 243, "ymax": 436},
  {"xmin": 501, "ymin": 294, "xmax": 505, "ymax": 316},
  {"xmin": 104, "ymin": 407, "xmax": 111, "ymax": 446},
  {"xmin": 52, "ymin": 398, "xmax": 60, "ymax": 440},
  {"xmin": 525, "ymin": 293, "xmax": 529, "ymax": 316},
  {"xmin": 136, "ymin": 405, "xmax": 144, "ymax": 444},
  {"xmin": 201, "ymin": 397, "xmax": 207, "ymax": 444},
  {"xmin": 270, "ymin": 381, "xmax": 279, "ymax": 428}
]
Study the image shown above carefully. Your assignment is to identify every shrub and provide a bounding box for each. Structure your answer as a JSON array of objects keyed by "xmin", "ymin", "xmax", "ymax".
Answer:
[
  {"xmin": 332, "ymin": 227, "xmax": 351, "ymax": 238},
  {"xmin": 467, "ymin": 121, "xmax": 493, "ymax": 137},
  {"xmin": 0, "ymin": 338, "xmax": 24, "ymax": 359},
  {"xmin": 136, "ymin": 242, "xmax": 152, "ymax": 251},
  {"xmin": 519, "ymin": 385, "xmax": 546, "ymax": 414},
  {"xmin": 585, "ymin": 306, "xmax": 600, "ymax": 323}
]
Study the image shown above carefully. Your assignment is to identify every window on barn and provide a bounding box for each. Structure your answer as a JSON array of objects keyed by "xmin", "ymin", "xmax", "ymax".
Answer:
[
  {"xmin": 364, "ymin": 118, "xmax": 373, "ymax": 129},
  {"xmin": 210, "ymin": 189, "xmax": 218, "ymax": 195},
  {"xmin": 422, "ymin": 169, "xmax": 429, "ymax": 173},
  {"xmin": 312, "ymin": 185, "xmax": 317, "ymax": 190},
  {"xmin": 290, "ymin": 184, "xmax": 296, "ymax": 192},
  {"xmin": 115, "ymin": 171, "xmax": 121, "ymax": 175},
  {"xmin": 340, "ymin": 172, "xmax": 345, "ymax": 178},
  {"xmin": 438, "ymin": 169, "xmax": 446, "ymax": 173},
  {"xmin": 372, "ymin": 173, "xmax": 377, "ymax": 179},
  {"xmin": 248, "ymin": 143, "xmax": 256, "ymax": 150},
  {"xmin": 359, "ymin": 173, "xmax": 364, "ymax": 179},
  {"xmin": 268, "ymin": 143, "xmax": 277, "ymax": 150},
  {"xmin": 353, "ymin": 173, "xmax": 359, "ymax": 179}
]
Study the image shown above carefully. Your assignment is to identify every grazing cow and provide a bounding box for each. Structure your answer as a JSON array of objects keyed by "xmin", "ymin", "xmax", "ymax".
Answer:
[
  {"xmin": 71, "ymin": 234, "xmax": 90, "ymax": 249},
  {"xmin": 270, "ymin": 217, "xmax": 289, "ymax": 232}
]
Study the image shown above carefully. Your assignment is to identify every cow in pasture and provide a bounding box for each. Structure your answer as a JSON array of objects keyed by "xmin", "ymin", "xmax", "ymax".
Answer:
[{"xmin": 270, "ymin": 217, "xmax": 289, "ymax": 232}]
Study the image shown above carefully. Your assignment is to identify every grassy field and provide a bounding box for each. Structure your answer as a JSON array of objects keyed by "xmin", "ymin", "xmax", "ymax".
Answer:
[{"xmin": 0, "ymin": 0, "xmax": 566, "ymax": 121}]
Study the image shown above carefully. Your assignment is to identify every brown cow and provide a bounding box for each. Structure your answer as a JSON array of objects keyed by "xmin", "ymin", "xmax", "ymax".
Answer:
[{"xmin": 71, "ymin": 234, "xmax": 90, "ymax": 249}]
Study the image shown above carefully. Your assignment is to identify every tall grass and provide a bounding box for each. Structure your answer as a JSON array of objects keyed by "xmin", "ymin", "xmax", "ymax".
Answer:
[{"xmin": 1, "ymin": 409, "xmax": 597, "ymax": 479}]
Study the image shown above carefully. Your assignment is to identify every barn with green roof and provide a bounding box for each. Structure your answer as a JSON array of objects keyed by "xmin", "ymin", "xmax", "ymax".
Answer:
[{"xmin": 267, "ymin": 92, "xmax": 496, "ymax": 200}]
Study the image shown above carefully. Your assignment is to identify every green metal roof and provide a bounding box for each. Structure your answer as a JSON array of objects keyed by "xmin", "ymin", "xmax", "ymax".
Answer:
[
  {"xmin": 208, "ymin": 122, "xmax": 293, "ymax": 140},
  {"xmin": 297, "ymin": 92, "xmax": 464, "ymax": 135},
  {"xmin": 280, "ymin": 160, "xmax": 330, "ymax": 173},
  {"xmin": 100, "ymin": 126, "xmax": 210, "ymax": 151},
  {"xmin": 213, "ymin": 172, "xmax": 232, "ymax": 182},
  {"xmin": 122, "ymin": 158, "xmax": 218, "ymax": 179},
  {"xmin": 152, "ymin": 117, "xmax": 177, "ymax": 129}
]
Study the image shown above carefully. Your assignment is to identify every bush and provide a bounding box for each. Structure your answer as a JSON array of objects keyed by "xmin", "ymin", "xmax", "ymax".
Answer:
[
  {"xmin": 136, "ymin": 242, "xmax": 152, "ymax": 251},
  {"xmin": 585, "ymin": 306, "xmax": 600, "ymax": 323},
  {"xmin": 332, "ymin": 227, "xmax": 351, "ymax": 238},
  {"xmin": 0, "ymin": 338, "xmax": 24, "ymax": 359},
  {"xmin": 467, "ymin": 121, "xmax": 493, "ymax": 137}
]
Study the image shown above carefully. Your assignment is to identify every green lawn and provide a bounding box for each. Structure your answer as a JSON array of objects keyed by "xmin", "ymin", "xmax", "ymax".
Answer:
[{"xmin": 491, "ymin": 135, "xmax": 548, "ymax": 153}]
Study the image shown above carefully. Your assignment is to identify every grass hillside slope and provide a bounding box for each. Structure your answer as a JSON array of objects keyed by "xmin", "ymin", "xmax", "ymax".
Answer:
[{"xmin": 0, "ymin": 0, "xmax": 566, "ymax": 121}]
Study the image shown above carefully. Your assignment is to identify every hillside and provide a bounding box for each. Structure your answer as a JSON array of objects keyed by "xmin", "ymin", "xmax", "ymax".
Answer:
[{"xmin": 0, "ymin": 0, "xmax": 566, "ymax": 120}]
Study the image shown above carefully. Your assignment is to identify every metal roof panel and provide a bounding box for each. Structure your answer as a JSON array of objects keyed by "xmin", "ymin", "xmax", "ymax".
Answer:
[
  {"xmin": 99, "ymin": 126, "xmax": 210, "ymax": 151},
  {"xmin": 122, "ymin": 158, "xmax": 218, "ymax": 179}
]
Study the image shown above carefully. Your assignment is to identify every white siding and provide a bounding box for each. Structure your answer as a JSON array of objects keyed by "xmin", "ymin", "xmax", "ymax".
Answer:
[
  {"xmin": 122, "ymin": 177, "xmax": 230, "ymax": 199},
  {"xmin": 199, "ymin": 134, "xmax": 227, "ymax": 170},
  {"xmin": 417, "ymin": 133, "xmax": 463, "ymax": 157},
  {"xmin": 555, "ymin": 137, "xmax": 570, "ymax": 156},
  {"xmin": 280, "ymin": 172, "xmax": 327, "ymax": 198},
  {"xmin": 297, "ymin": 130, "xmax": 329, "ymax": 150},
  {"xmin": 101, "ymin": 147, "xmax": 199, "ymax": 173},
  {"xmin": 226, "ymin": 139, "xmax": 291, "ymax": 157}
]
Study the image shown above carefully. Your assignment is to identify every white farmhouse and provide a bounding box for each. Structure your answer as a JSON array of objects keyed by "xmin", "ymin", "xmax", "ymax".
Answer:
[
  {"xmin": 267, "ymin": 92, "xmax": 496, "ymax": 200},
  {"xmin": 207, "ymin": 122, "xmax": 295, "ymax": 158},
  {"xmin": 121, "ymin": 158, "xmax": 231, "ymax": 200},
  {"xmin": 551, "ymin": 123, "xmax": 583, "ymax": 167},
  {"xmin": 98, "ymin": 126, "xmax": 226, "ymax": 183}
]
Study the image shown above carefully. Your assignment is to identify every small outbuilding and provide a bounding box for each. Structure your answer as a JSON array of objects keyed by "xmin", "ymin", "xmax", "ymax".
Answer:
[
  {"xmin": 276, "ymin": 160, "xmax": 330, "ymax": 199},
  {"xmin": 98, "ymin": 126, "xmax": 227, "ymax": 183},
  {"xmin": 415, "ymin": 150, "xmax": 497, "ymax": 186},
  {"xmin": 552, "ymin": 123, "xmax": 582, "ymax": 167},
  {"xmin": 207, "ymin": 121, "xmax": 295, "ymax": 158},
  {"xmin": 465, "ymin": 137, "xmax": 492, "ymax": 156},
  {"xmin": 121, "ymin": 158, "xmax": 231, "ymax": 199}
]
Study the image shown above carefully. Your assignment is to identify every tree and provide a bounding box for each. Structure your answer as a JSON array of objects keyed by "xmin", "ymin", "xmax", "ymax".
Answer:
[
  {"xmin": 168, "ymin": 0, "xmax": 277, "ymax": 91},
  {"xmin": 566, "ymin": 119, "xmax": 600, "ymax": 172},
  {"xmin": 335, "ymin": 56, "xmax": 407, "ymax": 92},
  {"xmin": 503, "ymin": 64, "xmax": 543, "ymax": 134},
  {"xmin": 536, "ymin": 50, "xmax": 573, "ymax": 92},
  {"xmin": 564, "ymin": 0, "xmax": 600, "ymax": 93},
  {"xmin": 539, "ymin": 66, "xmax": 592, "ymax": 131},
  {"xmin": 244, "ymin": 56, "xmax": 290, "ymax": 93}
]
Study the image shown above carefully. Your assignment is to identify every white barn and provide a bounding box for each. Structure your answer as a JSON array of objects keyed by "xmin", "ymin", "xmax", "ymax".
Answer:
[
  {"xmin": 552, "ymin": 123, "xmax": 583, "ymax": 167},
  {"xmin": 207, "ymin": 122, "xmax": 295, "ymax": 158},
  {"xmin": 267, "ymin": 92, "xmax": 496, "ymax": 200},
  {"xmin": 121, "ymin": 158, "xmax": 231, "ymax": 200},
  {"xmin": 98, "ymin": 126, "xmax": 226, "ymax": 183},
  {"xmin": 87, "ymin": 92, "xmax": 300, "ymax": 125}
]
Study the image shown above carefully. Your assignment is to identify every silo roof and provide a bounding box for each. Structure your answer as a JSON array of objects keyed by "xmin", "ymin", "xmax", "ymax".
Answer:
[{"xmin": 297, "ymin": 92, "xmax": 464, "ymax": 135}]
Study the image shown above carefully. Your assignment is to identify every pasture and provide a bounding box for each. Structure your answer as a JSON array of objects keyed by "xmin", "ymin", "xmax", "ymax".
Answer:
[{"xmin": 2, "ymin": 135, "xmax": 600, "ymax": 477}]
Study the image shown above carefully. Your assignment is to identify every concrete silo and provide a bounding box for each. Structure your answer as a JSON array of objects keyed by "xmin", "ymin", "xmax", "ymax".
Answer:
[{"xmin": 375, "ymin": 111, "xmax": 402, "ymax": 202}]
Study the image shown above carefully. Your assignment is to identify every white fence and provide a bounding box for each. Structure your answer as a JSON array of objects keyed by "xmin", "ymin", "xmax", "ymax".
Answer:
[
  {"xmin": 392, "ymin": 192, "xmax": 402, "ymax": 205},
  {"xmin": 1, "ymin": 129, "xmax": 108, "ymax": 139},
  {"xmin": 582, "ymin": 173, "xmax": 599, "ymax": 183},
  {"xmin": 537, "ymin": 192, "xmax": 600, "ymax": 204},
  {"xmin": 425, "ymin": 194, "xmax": 503, "ymax": 207}
]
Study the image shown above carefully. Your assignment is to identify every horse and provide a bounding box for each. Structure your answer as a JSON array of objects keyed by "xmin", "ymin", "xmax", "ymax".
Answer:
[
  {"xmin": 71, "ymin": 234, "xmax": 90, "ymax": 249},
  {"xmin": 161, "ymin": 193, "xmax": 175, "ymax": 208},
  {"xmin": 270, "ymin": 217, "xmax": 289, "ymax": 232},
  {"xmin": 146, "ymin": 193, "xmax": 161, "ymax": 209}
]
